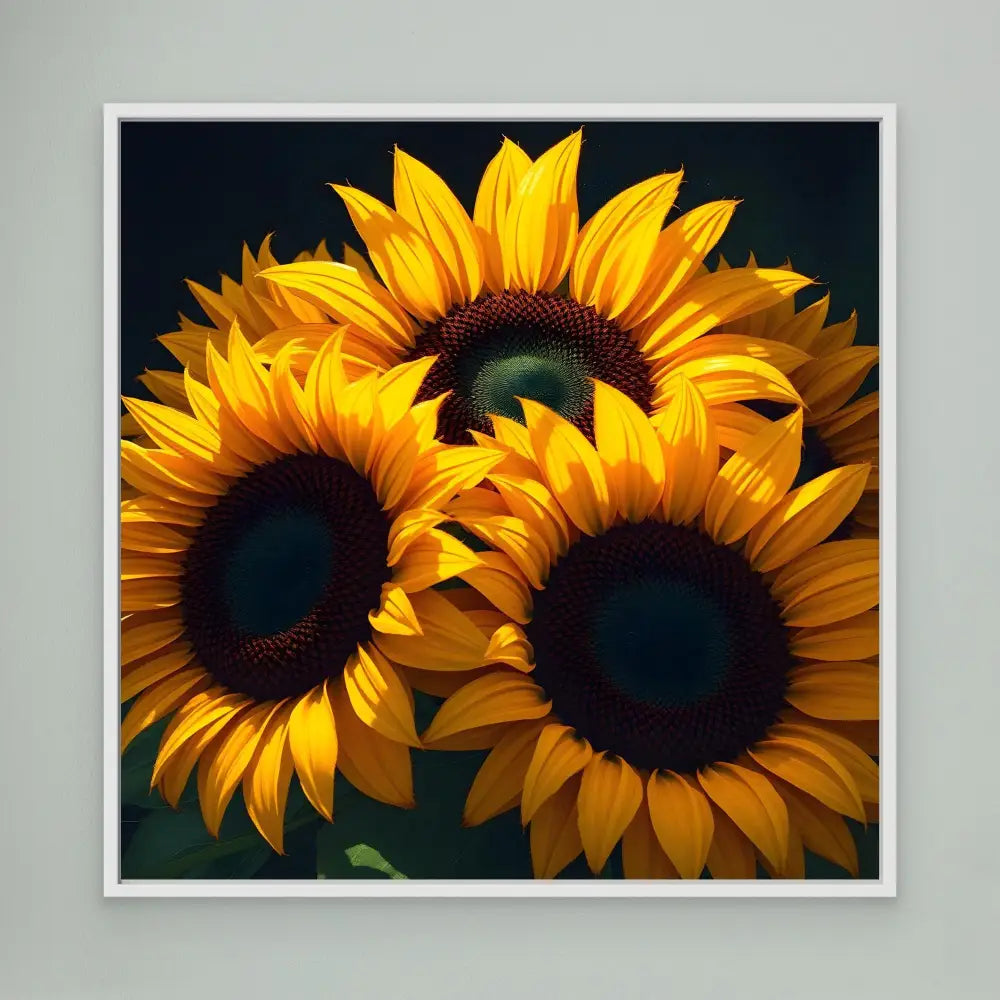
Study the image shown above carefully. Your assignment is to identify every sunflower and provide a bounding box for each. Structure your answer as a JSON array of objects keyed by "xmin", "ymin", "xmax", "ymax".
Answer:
[
  {"xmin": 255, "ymin": 130, "xmax": 818, "ymax": 449},
  {"xmin": 401, "ymin": 380, "xmax": 878, "ymax": 879},
  {"xmin": 709, "ymin": 253, "xmax": 879, "ymax": 539},
  {"xmin": 119, "ymin": 323, "xmax": 515, "ymax": 853},
  {"xmin": 121, "ymin": 235, "xmax": 381, "ymax": 439}
]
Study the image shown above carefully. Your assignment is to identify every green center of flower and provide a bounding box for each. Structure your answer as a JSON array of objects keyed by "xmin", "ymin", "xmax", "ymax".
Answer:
[
  {"xmin": 223, "ymin": 509, "xmax": 333, "ymax": 637},
  {"xmin": 593, "ymin": 578, "xmax": 731, "ymax": 706},
  {"xmin": 469, "ymin": 348, "xmax": 589, "ymax": 423}
]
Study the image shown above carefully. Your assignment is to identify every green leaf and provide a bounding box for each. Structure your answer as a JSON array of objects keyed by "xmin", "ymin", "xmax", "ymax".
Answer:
[{"xmin": 344, "ymin": 844, "xmax": 407, "ymax": 879}]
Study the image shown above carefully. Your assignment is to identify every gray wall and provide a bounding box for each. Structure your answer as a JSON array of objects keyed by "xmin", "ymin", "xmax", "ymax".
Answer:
[{"xmin": 1, "ymin": 1, "xmax": 997, "ymax": 996}]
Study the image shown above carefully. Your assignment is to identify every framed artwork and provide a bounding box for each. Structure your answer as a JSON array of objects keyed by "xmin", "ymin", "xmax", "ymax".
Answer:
[{"xmin": 105, "ymin": 103, "xmax": 895, "ymax": 897}]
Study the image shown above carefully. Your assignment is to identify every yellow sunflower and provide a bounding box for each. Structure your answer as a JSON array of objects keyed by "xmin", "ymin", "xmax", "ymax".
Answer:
[
  {"xmin": 710, "ymin": 253, "xmax": 879, "ymax": 539},
  {"xmin": 401, "ymin": 380, "xmax": 878, "ymax": 879},
  {"xmin": 254, "ymin": 130, "xmax": 818, "ymax": 448},
  {"xmin": 119, "ymin": 323, "xmax": 514, "ymax": 853}
]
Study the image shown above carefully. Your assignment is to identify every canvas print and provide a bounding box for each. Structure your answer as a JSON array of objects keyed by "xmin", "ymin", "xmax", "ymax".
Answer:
[{"xmin": 116, "ymin": 115, "xmax": 882, "ymax": 884}]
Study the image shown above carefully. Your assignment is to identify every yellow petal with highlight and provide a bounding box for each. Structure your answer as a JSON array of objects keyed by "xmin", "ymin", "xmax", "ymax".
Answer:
[
  {"xmin": 121, "ymin": 643, "xmax": 196, "ymax": 703},
  {"xmin": 343, "ymin": 644, "xmax": 420, "ymax": 747},
  {"xmin": 121, "ymin": 668, "xmax": 209, "ymax": 752},
  {"xmin": 487, "ymin": 472, "xmax": 569, "ymax": 563},
  {"xmin": 474, "ymin": 139, "xmax": 533, "ymax": 292},
  {"xmin": 369, "ymin": 583, "xmax": 424, "ymax": 637},
  {"xmin": 391, "ymin": 528, "xmax": 482, "ymax": 593},
  {"xmin": 638, "ymin": 267, "xmax": 813, "ymax": 362},
  {"xmin": 593, "ymin": 380, "xmax": 665, "ymax": 522},
  {"xmin": 332, "ymin": 183, "xmax": 453, "ymax": 323},
  {"xmin": 521, "ymin": 724, "xmax": 593, "ymax": 823},
  {"xmin": 796, "ymin": 346, "xmax": 879, "ymax": 423},
  {"xmin": 288, "ymin": 681, "xmax": 338, "ymax": 820},
  {"xmin": 654, "ymin": 377, "xmax": 718, "ymax": 525},
  {"xmin": 577, "ymin": 752, "xmax": 643, "ymax": 874},
  {"xmin": 243, "ymin": 702, "xmax": 296, "ymax": 853},
  {"xmin": 393, "ymin": 146, "xmax": 483, "ymax": 303},
  {"xmin": 422, "ymin": 672, "xmax": 551, "ymax": 744},
  {"xmin": 520, "ymin": 397, "xmax": 612, "ymax": 536},
  {"xmin": 259, "ymin": 260, "xmax": 417, "ymax": 349},
  {"xmin": 618, "ymin": 200, "xmax": 739, "ymax": 330},
  {"xmin": 704, "ymin": 408, "xmax": 803, "ymax": 544},
  {"xmin": 503, "ymin": 131, "xmax": 582, "ymax": 293},
  {"xmin": 458, "ymin": 551, "xmax": 534, "ymax": 625},
  {"xmin": 571, "ymin": 171, "xmax": 683, "ymax": 318},
  {"xmin": 771, "ymin": 723, "xmax": 879, "ymax": 803},
  {"xmin": 697, "ymin": 762, "xmax": 789, "ymax": 870},
  {"xmin": 331, "ymin": 680, "xmax": 414, "ymax": 808},
  {"xmin": 652, "ymin": 354, "xmax": 803, "ymax": 410},
  {"xmin": 121, "ymin": 616, "xmax": 185, "ymax": 666},
  {"xmin": 778, "ymin": 555, "xmax": 880, "ymax": 628},
  {"xmin": 197, "ymin": 702, "xmax": 278, "ymax": 836},
  {"xmin": 646, "ymin": 770, "xmax": 714, "ymax": 879},
  {"xmin": 373, "ymin": 589, "xmax": 490, "ymax": 671},
  {"xmin": 746, "ymin": 464, "xmax": 870, "ymax": 571}
]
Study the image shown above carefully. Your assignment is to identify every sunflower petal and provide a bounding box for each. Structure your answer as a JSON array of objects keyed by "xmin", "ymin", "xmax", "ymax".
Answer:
[
  {"xmin": 621, "ymin": 803, "xmax": 681, "ymax": 879},
  {"xmin": 777, "ymin": 547, "xmax": 880, "ymax": 628},
  {"xmin": 530, "ymin": 775, "xmax": 584, "ymax": 878},
  {"xmin": 654, "ymin": 377, "xmax": 718, "ymax": 525},
  {"xmin": 796, "ymin": 346, "xmax": 879, "ymax": 422},
  {"xmin": 637, "ymin": 267, "xmax": 813, "ymax": 362},
  {"xmin": 746, "ymin": 464, "xmax": 870, "ymax": 571},
  {"xmin": 593, "ymin": 380, "xmax": 665, "ymax": 522},
  {"xmin": 393, "ymin": 146, "xmax": 483, "ymax": 303},
  {"xmin": 121, "ymin": 616, "xmax": 186, "ymax": 666},
  {"xmin": 778, "ymin": 781, "xmax": 859, "ymax": 876},
  {"xmin": 771, "ymin": 723, "xmax": 879, "ymax": 803},
  {"xmin": 458, "ymin": 551, "xmax": 534, "ymax": 625},
  {"xmin": 618, "ymin": 200, "xmax": 739, "ymax": 330},
  {"xmin": 422, "ymin": 672, "xmax": 551, "ymax": 744},
  {"xmin": 651, "ymin": 354, "xmax": 803, "ymax": 409},
  {"xmin": 520, "ymin": 397, "xmax": 613, "ymax": 536},
  {"xmin": 391, "ymin": 528, "xmax": 482, "ymax": 593},
  {"xmin": 474, "ymin": 139, "xmax": 533, "ymax": 292},
  {"xmin": 646, "ymin": 770, "xmax": 715, "ymax": 878},
  {"xmin": 486, "ymin": 472, "xmax": 569, "ymax": 563},
  {"xmin": 288, "ymin": 680, "xmax": 338, "ymax": 820},
  {"xmin": 373, "ymin": 589, "xmax": 490, "ymax": 671},
  {"xmin": 577, "ymin": 752, "xmax": 643, "ymax": 873},
  {"xmin": 259, "ymin": 260, "xmax": 418, "ymax": 350},
  {"xmin": 749, "ymin": 737, "xmax": 865, "ymax": 821},
  {"xmin": 121, "ymin": 643, "xmax": 196, "ymax": 702},
  {"xmin": 784, "ymin": 661, "xmax": 879, "ymax": 720},
  {"xmin": 704, "ymin": 408, "xmax": 803, "ymax": 543},
  {"xmin": 332, "ymin": 183, "xmax": 453, "ymax": 323},
  {"xmin": 368, "ymin": 583, "xmax": 423, "ymax": 637},
  {"xmin": 242, "ymin": 702, "xmax": 295, "ymax": 853},
  {"xmin": 521, "ymin": 724, "xmax": 594, "ymax": 823},
  {"xmin": 503, "ymin": 131, "xmax": 582, "ymax": 293},
  {"xmin": 197, "ymin": 702, "xmax": 279, "ymax": 836},
  {"xmin": 463, "ymin": 720, "xmax": 547, "ymax": 826},
  {"xmin": 331, "ymin": 680, "xmax": 414, "ymax": 808},
  {"xmin": 120, "ymin": 668, "xmax": 208, "ymax": 751},
  {"xmin": 697, "ymin": 762, "xmax": 789, "ymax": 870},
  {"xmin": 343, "ymin": 644, "xmax": 421, "ymax": 747},
  {"xmin": 571, "ymin": 171, "xmax": 683, "ymax": 318},
  {"xmin": 705, "ymin": 803, "xmax": 758, "ymax": 879},
  {"xmin": 789, "ymin": 611, "xmax": 879, "ymax": 661}
]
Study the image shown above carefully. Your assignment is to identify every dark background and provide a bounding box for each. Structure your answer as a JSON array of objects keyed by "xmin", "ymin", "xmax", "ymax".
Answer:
[{"xmin": 120, "ymin": 120, "xmax": 879, "ymax": 393}]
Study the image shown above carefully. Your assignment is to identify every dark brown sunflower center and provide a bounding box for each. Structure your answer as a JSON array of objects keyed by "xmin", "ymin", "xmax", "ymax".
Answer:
[
  {"xmin": 180, "ymin": 453, "xmax": 391, "ymax": 701},
  {"xmin": 525, "ymin": 521, "xmax": 793, "ymax": 772},
  {"xmin": 404, "ymin": 290, "xmax": 653, "ymax": 443}
]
